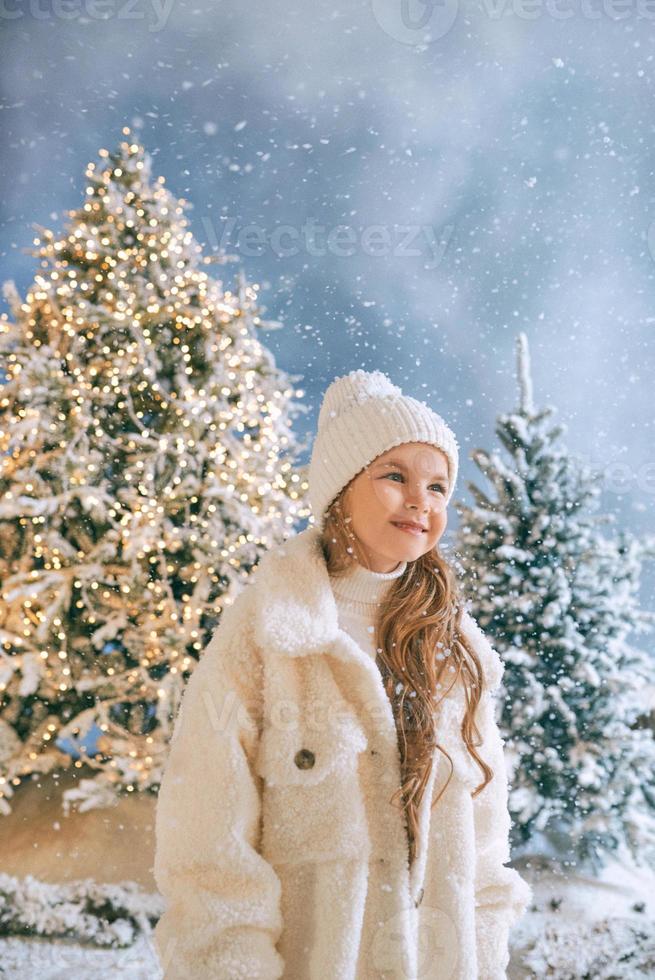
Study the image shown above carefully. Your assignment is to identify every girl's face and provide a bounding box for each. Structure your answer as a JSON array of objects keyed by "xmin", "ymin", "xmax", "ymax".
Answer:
[{"xmin": 341, "ymin": 442, "xmax": 450, "ymax": 573}]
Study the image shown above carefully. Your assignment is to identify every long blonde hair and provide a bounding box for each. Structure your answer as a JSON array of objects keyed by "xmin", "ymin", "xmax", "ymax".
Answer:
[{"xmin": 321, "ymin": 486, "xmax": 494, "ymax": 868}]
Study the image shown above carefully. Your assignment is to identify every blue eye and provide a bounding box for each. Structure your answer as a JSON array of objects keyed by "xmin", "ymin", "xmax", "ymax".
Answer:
[{"xmin": 384, "ymin": 473, "xmax": 446, "ymax": 494}]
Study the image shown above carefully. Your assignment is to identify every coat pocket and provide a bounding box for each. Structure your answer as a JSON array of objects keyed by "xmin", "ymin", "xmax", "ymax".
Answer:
[{"xmin": 254, "ymin": 707, "xmax": 371, "ymax": 865}]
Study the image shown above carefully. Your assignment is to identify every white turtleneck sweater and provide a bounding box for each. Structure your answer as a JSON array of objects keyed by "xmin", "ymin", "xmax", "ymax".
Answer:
[{"xmin": 328, "ymin": 557, "xmax": 407, "ymax": 661}]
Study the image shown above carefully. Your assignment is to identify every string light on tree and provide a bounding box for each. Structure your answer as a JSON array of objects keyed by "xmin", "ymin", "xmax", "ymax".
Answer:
[{"xmin": 0, "ymin": 128, "xmax": 310, "ymax": 816}]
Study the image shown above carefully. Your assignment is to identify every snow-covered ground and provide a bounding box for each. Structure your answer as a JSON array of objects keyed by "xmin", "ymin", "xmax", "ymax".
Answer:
[
  {"xmin": 0, "ymin": 932, "xmax": 159, "ymax": 979},
  {"xmin": 509, "ymin": 852, "xmax": 655, "ymax": 979},
  {"xmin": 1, "ymin": 853, "xmax": 653, "ymax": 979},
  {"xmin": 512, "ymin": 916, "xmax": 655, "ymax": 979}
]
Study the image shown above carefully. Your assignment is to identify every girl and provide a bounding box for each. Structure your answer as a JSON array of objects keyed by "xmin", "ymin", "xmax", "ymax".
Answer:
[{"xmin": 153, "ymin": 369, "xmax": 532, "ymax": 980}]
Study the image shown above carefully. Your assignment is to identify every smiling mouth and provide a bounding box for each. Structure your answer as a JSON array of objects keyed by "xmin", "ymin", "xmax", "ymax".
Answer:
[{"xmin": 391, "ymin": 522, "xmax": 427, "ymax": 535}]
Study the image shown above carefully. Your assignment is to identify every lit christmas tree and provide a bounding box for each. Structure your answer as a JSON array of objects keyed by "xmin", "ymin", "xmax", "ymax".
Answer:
[
  {"xmin": 0, "ymin": 128, "xmax": 310, "ymax": 816},
  {"xmin": 455, "ymin": 332, "xmax": 655, "ymax": 871}
]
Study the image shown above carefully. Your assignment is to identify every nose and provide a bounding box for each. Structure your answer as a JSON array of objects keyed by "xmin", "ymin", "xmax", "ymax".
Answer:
[{"xmin": 404, "ymin": 483, "xmax": 430, "ymax": 512}]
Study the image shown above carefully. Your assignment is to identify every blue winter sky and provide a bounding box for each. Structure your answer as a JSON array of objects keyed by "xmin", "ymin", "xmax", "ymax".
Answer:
[{"xmin": 1, "ymin": 2, "xmax": 654, "ymax": 598}]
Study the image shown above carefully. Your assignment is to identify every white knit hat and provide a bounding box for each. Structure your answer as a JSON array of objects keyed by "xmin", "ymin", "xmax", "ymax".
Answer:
[{"xmin": 308, "ymin": 369, "xmax": 459, "ymax": 530}]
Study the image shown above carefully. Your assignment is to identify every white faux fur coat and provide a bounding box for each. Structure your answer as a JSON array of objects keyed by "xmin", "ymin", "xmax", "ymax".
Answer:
[{"xmin": 153, "ymin": 525, "xmax": 532, "ymax": 979}]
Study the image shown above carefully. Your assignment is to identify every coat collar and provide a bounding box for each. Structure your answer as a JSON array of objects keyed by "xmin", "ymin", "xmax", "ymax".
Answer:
[
  {"xmin": 251, "ymin": 523, "xmax": 503, "ymax": 689},
  {"xmin": 253, "ymin": 525, "xmax": 341, "ymax": 658}
]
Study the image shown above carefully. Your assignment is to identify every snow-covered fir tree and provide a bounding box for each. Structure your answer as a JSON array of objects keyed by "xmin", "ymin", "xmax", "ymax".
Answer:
[
  {"xmin": 455, "ymin": 332, "xmax": 655, "ymax": 871},
  {"xmin": 0, "ymin": 128, "xmax": 310, "ymax": 816}
]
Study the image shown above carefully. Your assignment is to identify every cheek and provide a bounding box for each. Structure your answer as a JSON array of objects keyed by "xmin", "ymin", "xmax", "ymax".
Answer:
[
  {"xmin": 431, "ymin": 509, "xmax": 448, "ymax": 534},
  {"xmin": 370, "ymin": 481, "xmax": 402, "ymax": 509}
]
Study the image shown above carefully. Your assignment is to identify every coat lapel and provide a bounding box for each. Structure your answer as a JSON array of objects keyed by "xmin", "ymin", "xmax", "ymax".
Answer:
[
  {"xmin": 251, "ymin": 525, "xmax": 410, "ymax": 714},
  {"xmin": 252, "ymin": 525, "xmax": 339, "ymax": 658},
  {"xmin": 251, "ymin": 522, "xmax": 500, "ymax": 683},
  {"xmin": 251, "ymin": 524, "xmax": 401, "ymax": 745}
]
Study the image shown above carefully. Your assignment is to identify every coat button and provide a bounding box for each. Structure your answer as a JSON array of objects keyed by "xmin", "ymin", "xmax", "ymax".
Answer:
[
  {"xmin": 294, "ymin": 748, "xmax": 315, "ymax": 769},
  {"xmin": 415, "ymin": 887, "xmax": 424, "ymax": 908}
]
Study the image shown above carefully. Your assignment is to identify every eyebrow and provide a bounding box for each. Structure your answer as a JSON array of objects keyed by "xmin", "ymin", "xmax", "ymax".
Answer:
[{"xmin": 375, "ymin": 459, "xmax": 449, "ymax": 482}]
